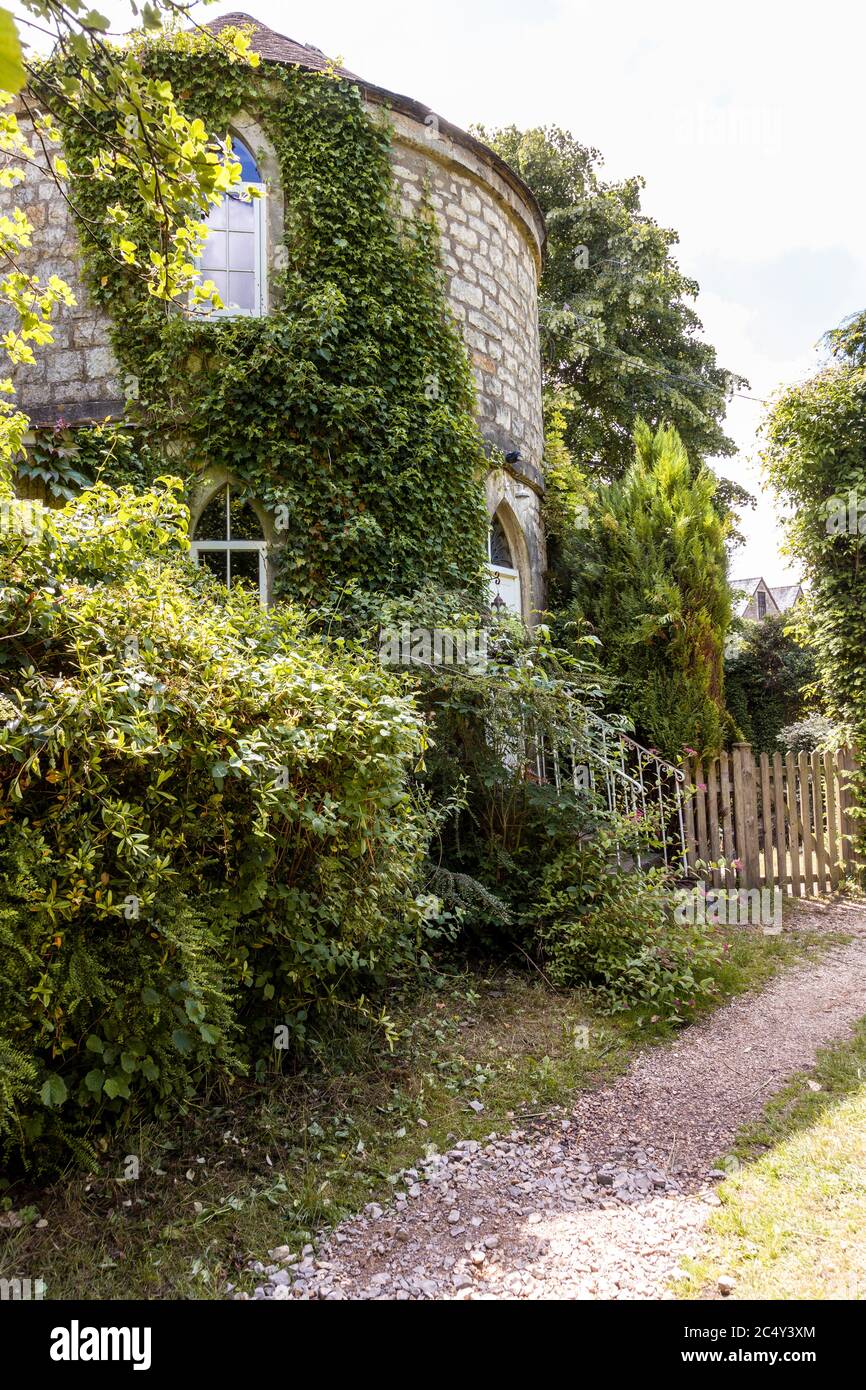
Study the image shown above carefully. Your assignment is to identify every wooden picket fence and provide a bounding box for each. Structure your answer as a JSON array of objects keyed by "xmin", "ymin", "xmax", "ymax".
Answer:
[{"xmin": 682, "ymin": 743, "xmax": 860, "ymax": 897}]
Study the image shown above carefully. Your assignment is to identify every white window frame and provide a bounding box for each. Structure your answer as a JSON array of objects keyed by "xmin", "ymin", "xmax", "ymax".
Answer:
[
  {"xmin": 487, "ymin": 522, "xmax": 522, "ymax": 619},
  {"xmin": 488, "ymin": 561, "xmax": 522, "ymax": 618},
  {"xmin": 194, "ymin": 182, "xmax": 267, "ymax": 320},
  {"xmin": 191, "ymin": 486, "xmax": 268, "ymax": 605}
]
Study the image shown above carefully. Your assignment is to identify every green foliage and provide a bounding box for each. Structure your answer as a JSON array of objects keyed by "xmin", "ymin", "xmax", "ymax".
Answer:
[
  {"xmin": 53, "ymin": 25, "xmax": 488, "ymax": 609},
  {"xmin": 1, "ymin": 3, "xmax": 258, "ymax": 487},
  {"xmin": 724, "ymin": 614, "xmax": 817, "ymax": 752},
  {"xmin": 377, "ymin": 592, "xmax": 606, "ymax": 943},
  {"xmin": 762, "ymin": 339, "xmax": 866, "ymax": 849},
  {"xmin": 776, "ymin": 714, "xmax": 840, "ymax": 755},
  {"xmin": 553, "ymin": 420, "xmax": 731, "ymax": 758},
  {"xmin": 476, "ymin": 125, "xmax": 745, "ymax": 481},
  {"xmin": 0, "ymin": 482, "xmax": 435, "ymax": 1168},
  {"xmin": 534, "ymin": 830, "xmax": 722, "ymax": 1022}
]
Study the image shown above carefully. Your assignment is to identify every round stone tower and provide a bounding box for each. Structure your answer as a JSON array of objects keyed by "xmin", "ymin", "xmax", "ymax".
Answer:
[{"xmin": 7, "ymin": 13, "xmax": 548, "ymax": 619}]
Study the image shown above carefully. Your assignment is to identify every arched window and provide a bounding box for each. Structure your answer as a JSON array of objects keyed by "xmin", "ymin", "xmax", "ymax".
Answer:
[
  {"xmin": 191, "ymin": 483, "xmax": 268, "ymax": 603},
  {"xmin": 488, "ymin": 511, "xmax": 523, "ymax": 617},
  {"xmin": 196, "ymin": 136, "xmax": 266, "ymax": 318}
]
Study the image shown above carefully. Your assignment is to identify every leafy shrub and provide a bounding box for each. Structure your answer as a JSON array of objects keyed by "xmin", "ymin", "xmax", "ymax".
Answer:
[
  {"xmin": 777, "ymin": 714, "xmax": 841, "ymax": 755},
  {"xmin": 534, "ymin": 829, "xmax": 722, "ymax": 1022},
  {"xmin": 380, "ymin": 597, "xmax": 606, "ymax": 946},
  {"xmin": 724, "ymin": 614, "xmax": 816, "ymax": 752},
  {"xmin": 0, "ymin": 481, "xmax": 434, "ymax": 1168}
]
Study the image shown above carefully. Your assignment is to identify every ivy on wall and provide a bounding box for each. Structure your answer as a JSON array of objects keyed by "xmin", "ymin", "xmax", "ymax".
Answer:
[{"xmin": 51, "ymin": 26, "xmax": 489, "ymax": 608}]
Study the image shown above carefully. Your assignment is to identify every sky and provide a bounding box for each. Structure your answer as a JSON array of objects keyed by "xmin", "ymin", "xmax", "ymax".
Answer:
[{"xmin": 25, "ymin": 0, "xmax": 866, "ymax": 583}]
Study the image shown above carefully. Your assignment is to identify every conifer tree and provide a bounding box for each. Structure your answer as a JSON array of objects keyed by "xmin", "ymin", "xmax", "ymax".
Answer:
[{"xmin": 563, "ymin": 420, "xmax": 731, "ymax": 758}]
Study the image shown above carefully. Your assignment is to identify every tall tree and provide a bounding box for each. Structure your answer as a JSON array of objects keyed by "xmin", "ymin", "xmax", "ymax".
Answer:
[
  {"xmin": 478, "ymin": 125, "xmax": 749, "ymax": 487},
  {"xmin": 559, "ymin": 420, "xmax": 731, "ymax": 759},
  {"xmin": 763, "ymin": 319, "xmax": 866, "ymax": 772}
]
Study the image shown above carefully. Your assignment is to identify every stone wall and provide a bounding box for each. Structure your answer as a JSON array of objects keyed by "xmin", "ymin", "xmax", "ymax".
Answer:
[
  {"xmin": 379, "ymin": 104, "xmax": 546, "ymax": 617},
  {"xmin": 2, "ymin": 104, "xmax": 121, "ymax": 422},
  {"xmin": 3, "ymin": 86, "xmax": 547, "ymax": 614}
]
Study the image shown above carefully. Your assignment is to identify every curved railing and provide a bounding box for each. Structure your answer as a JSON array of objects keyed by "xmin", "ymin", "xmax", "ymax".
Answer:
[{"xmin": 528, "ymin": 704, "xmax": 689, "ymax": 875}]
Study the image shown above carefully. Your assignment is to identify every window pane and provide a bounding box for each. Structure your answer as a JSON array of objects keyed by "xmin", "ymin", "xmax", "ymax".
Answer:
[
  {"xmin": 228, "ymin": 232, "xmax": 255, "ymax": 272},
  {"xmin": 194, "ymin": 487, "xmax": 228, "ymax": 540},
  {"xmin": 229, "ymin": 549, "xmax": 261, "ymax": 593},
  {"xmin": 205, "ymin": 197, "xmax": 228, "ymax": 231},
  {"xmin": 228, "ymin": 273, "xmax": 255, "ymax": 312},
  {"xmin": 489, "ymin": 514, "xmax": 514, "ymax": 568},
  {"xmin": 228, "ymin": 196, "xmax": 255, "ymax": 232},
  {"xmin": 230, "ymin": 138, "xmax": 262, "ymax": 183},
  {"xmin": 198, "ymin": 549, "xmax": 229, "ymax": 584},
  {"xmin": 202, "ymin": 270, "xmax": 228, "ymax": 305},
  {"xmin": 200, "ymin": 230, "xmax": 228, "ymax": 272},
  {"xmin": 229, "ymin": 492, "xmax": 264, "ymax": 540}
]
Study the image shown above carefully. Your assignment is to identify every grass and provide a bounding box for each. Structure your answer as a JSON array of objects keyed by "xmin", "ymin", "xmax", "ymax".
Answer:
[
  {"xmin": 0, "ymin": 918, "xmax": 838, "ymax": 1300},
  {"xmin": 674, "ymin": 1017, "xmax": 866, "ymax": 1300}
]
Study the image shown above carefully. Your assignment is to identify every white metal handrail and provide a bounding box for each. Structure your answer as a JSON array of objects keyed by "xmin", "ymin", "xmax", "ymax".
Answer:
[{"xmin": 530, "ymin": 704, "xmax": 689, "ymax": 875}]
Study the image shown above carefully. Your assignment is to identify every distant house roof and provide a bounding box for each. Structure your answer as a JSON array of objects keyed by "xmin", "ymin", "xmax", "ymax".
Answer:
[
  {"xmin": 730, "ymin": 576, "xmax": 804, "ymax": 619},
  {"xmin": 769, "ymin": 583, "xmax": 804, "ymax": 612},
  {"xmin": 731, "ymin": 576, "xmax": 763, "ymax": 597},
  {"xmin": 730, "ymin": 576, "xmax": 780, "ymax": 618},
  {"xmin": 203, "ymin": 13, "xmax": 546, "ymax": 250}
]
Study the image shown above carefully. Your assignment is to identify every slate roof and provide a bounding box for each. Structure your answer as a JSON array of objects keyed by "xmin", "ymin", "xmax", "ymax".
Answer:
[
  {"xmin": 730, "ymin": 576, "xmax": 762, "ymax": 596},
  {"xmin": 769, "ymin": 583, "xmax": 804, "ymax": 612},
  {"xmin": 730, "ymin": 576, "xmax": 804, "ymax": 619},
  {"xmin": 730, "ymin": 576, "xmax": 779, "ymax": 618},
  {"xmin": 207, "ymin": 13, "xmax": 360, "ymax": 78}
]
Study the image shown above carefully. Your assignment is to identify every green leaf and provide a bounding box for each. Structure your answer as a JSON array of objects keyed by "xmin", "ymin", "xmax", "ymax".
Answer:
[
  {"xmin": 0, "ymin": 9, "xmax": 25, "ymax": 94},
  {"xmin": 82, "ymin": 10, "xmax": 111, "ymax": 32},
  {"xmin": 103, "ymin": 1075, "xmax": 130, "ymax": 1100},
  {"xmin": 171, "ymin": 1028, "xmax": 194, "ymax": 1055},
  {"xmin": 40, "ymin": 1074, "xmax": 68, "ymax": 1109},
  {"xmin": 84, "ymin": 1069, "xmax": 105, "ymax": 1093}
]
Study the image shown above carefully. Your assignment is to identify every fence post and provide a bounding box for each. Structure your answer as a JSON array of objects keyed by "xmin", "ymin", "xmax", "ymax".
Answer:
[
  {"xmin": 682, "ymin": 757, "xmax": 697, "ymax": 872},
  {"xmin": 719, "ymin": 750, "xmax": 736, "ymax": 890},
  {"xmin": 735, "ymin": 742, "xmax": 760, "ymax": 889},
  {"xmin": 798, "ymin": 750, "xmax": 814, "ymax": 896}
]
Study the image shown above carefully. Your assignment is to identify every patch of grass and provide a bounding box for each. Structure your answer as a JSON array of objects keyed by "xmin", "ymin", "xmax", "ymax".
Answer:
[
  {"xmin": 0, "ymin": 911, "xmax": 837, "ymax": 1300},
  {"xmin": 674, "ymin": 1017, "xmax": 866, "ymax": 1300}
]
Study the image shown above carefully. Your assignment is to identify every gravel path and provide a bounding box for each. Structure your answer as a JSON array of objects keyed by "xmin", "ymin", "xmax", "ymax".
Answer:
[{"xmin": 244, "ymin": 907, "xmax": 866, "ymax": 1300}]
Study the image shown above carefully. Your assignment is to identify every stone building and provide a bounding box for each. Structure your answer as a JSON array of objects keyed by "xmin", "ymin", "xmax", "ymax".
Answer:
[
  {"xmin": 7, "ymin": 14, "xmax": 548, "ymax": 621},
  {"xmin": 732, "ymin": 576, "xmax": 804, "ymax": 622}
]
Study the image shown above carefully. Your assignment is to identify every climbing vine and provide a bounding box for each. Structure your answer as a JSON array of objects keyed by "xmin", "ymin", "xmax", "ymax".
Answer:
[{"xmin": 49, "ymin": 25, "xmax": 489, "ymax": 608}]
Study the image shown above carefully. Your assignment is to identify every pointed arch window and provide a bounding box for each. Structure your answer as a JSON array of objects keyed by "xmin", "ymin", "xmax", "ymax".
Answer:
[
  {"xmin": 191, "ymin": 483, "xmax": 268, "ymax": 604},
  {"xmin": 196, "ymin": 136, "xmax": 266, "ymax": 318},
  {"xmin": 488, "ymin": 511, "xmax": 523, "ymax": 618}
]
